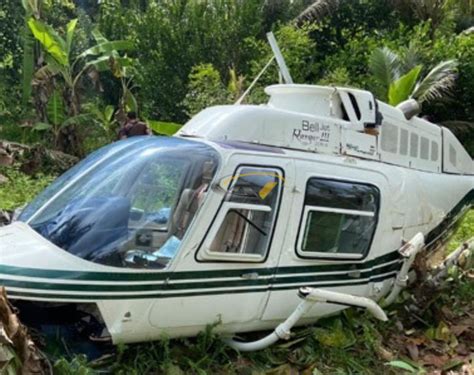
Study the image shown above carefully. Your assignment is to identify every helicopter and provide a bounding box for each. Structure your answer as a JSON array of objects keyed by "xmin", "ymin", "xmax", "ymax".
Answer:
[{"xmin": 0, "ymin": 33, "xmax": 472, "ymax": 352}]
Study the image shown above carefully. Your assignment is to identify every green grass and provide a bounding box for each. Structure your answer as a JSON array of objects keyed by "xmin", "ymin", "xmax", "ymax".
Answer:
[
  {"xmin": 0, "ymin": 166, "xmax": 55, "ymax": 211},
  {"xmin": 446, "ymin": 210, "xmax": 474, "ymax": 253}
]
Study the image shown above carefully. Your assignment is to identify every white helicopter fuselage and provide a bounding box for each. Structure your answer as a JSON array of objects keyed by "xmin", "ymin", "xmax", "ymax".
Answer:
[{"xmin": 0, "ymin": 85, "xmax": 472, "ymax": 345}]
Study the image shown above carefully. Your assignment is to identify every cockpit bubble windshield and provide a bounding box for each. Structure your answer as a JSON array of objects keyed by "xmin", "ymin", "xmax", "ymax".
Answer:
[{"xmin": 19, "ymin": 137, "xmax": 219, "ymax": 269}]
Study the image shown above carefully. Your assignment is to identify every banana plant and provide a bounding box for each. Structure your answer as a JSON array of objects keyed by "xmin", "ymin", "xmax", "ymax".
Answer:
[
  {"xmin": 20, "ymin": 0, "xmax": 41, "ymax": 106},
  {"xmin": 369, "ymin": 46, "xmax": 457, "ymax": 106},
  {"xmin": 88, "ymin": 29, "xmax": 138, "ymax": 121},
  {"xmin": 27, "ymin": 18, "xmax": 133, "ymax": 154},
  {"xmin": 83, "ymin": 102, "xmax": 117, "ymax": 139},
  {"xmin": 34, "ymin": 90, "xmax": 91, "ymax": 147},
  {"xmin": 28, "ymin": 18, "xmax": 134, "ymax": 117}
]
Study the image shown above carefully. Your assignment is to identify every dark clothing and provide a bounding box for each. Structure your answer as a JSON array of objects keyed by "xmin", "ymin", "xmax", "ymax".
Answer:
[{"xmin": 119, "ymin": 119, "xmax": 151, "ymax": 139}]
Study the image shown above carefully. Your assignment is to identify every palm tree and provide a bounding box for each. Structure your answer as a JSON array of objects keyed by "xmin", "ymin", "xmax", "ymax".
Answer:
[
  {"xmin": 294, "ymin": 0, "xmax": 340, "ymax": 25},
  {"xmin": 368, "ymin": 46, "xmax": 457, "ymax": 106},
  {"xmin": 390, "ymin": 0, "xmax": 450, "ymax": 36}
]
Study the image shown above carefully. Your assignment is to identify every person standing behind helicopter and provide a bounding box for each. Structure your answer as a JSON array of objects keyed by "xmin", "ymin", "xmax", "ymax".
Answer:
[{"xmin": 118, "ymin": 112, "xmax": 152, "ymax": 139}]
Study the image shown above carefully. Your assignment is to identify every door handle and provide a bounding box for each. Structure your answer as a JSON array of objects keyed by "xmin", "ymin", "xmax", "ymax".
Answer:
[{"xmin": 241, "ymin": 272, "xmax": 259, "ymax": 280}]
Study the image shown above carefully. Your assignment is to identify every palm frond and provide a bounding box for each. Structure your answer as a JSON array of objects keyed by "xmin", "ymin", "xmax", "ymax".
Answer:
[
  {"xmin": 411, "ymin": 0, "xmax": 448, "ymax": 28},
  {"xmin": 411, "ymin": 59, "xmax": 458, "ymax": 103},
  {"xmin": 400, "ymin": 41, "xmax": 420, "ymax": 71},
  {"xmin": 295, "ymin": 0, "xmax": 340, "ymax": 25},
  {"xmin": 369, "ymin": 47, "xmax": 402, "ymax": 97}
]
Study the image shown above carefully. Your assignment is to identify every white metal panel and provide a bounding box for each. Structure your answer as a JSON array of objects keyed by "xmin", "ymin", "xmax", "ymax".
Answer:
[
  {"xmin": 0, "ymin": 222, "xmax": 131, "ymax": 273},
  {"xmin": 378, "ymin": 115, "xmax": 442, "ymax": 173},
  {"xmin": 263, "ymin": 284, "xmax": 370, "ymax": 321},
  {"xmin": 178, "ymin": 105, "xmax": 343, "ymax": 155},
  {"xmin": 341, "ymin": 129, "xmax": 378, "ymax": 160},
  {"xmin": 265, "ymin": 84, "xmax": 377, "ymax": 131},
  {"xmin": 442, "ymin": 127, "xmax": 473, "ymax": 175},
  {"xmin": 266, "ymin": 84, "xmax": 337, "ymax": 118},
  {"xmin": 179, "ymin": 85, "xmax": 469, "ymax": 178},
  {"xmin": 149, "ymin": 293, "xmax": 267, "ymax": 328}
]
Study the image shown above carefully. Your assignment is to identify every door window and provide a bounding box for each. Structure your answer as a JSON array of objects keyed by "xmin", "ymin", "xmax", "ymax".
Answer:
[
  {"xmin": 297, "ymin": 178, "xmax": 379, "ymax": 259},
  {"xmin": 200, "ymin": 166, "xmax": 283, "ymax": 262}
]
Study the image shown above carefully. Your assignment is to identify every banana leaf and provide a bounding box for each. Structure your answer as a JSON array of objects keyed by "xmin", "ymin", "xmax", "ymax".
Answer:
[
  {"xmin": 79, "ymin": 40, "xmax": 134, "ymax": 59},
  {"xmin": 27, "ymin": 18, "xmax": 68, "ymax": 66},
  {"xmin": 147, "ymin": 120, "xmax": 182, "ymax": 136},
  {"xmin": 66, "ymin": 19, "xmax": 78, "ymax": 56},
  {"xmin": 47, "ymin": 90, "xmax": 66, "ymax": 126},
  {"xmin": 388, "ymin": 65, "xmax": 422, "ymax": 106},
  {"xmin": 33, "ymin": 122, "xmax": 52, "ymax": 131}
]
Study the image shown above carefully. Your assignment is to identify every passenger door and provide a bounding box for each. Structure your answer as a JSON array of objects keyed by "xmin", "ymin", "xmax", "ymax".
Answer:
[{"xmin": 263, "ymin": 163, "xmax": 382, "ymax": 322}]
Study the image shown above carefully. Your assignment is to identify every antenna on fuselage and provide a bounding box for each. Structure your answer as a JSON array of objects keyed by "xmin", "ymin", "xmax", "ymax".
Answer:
[{"xmin": 235, "ymin": 32, "xmax": 293, "ymax": 105}]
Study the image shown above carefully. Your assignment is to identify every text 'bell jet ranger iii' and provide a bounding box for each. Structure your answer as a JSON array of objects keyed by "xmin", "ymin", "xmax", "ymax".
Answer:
[{"xmin": 0, "ymin": 33, "xmax": 472, "ymax": 352}]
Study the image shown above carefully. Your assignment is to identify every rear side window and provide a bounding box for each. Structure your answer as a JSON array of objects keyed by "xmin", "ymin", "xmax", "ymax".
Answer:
[{"xmin": 297, "ymin": 178, "xmax": 379, "ymax": 259}]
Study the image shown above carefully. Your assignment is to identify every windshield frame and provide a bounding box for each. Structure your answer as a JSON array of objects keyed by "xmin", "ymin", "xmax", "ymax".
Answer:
[{"xmin": 20, "ymin": 136, "xmax": 222, "ymax": 270}]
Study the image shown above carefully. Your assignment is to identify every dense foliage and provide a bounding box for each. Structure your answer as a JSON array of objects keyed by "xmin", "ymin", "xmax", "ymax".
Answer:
[{"xmin": 0, "ymin": 0, "xmax": 473, "ymax": 156}]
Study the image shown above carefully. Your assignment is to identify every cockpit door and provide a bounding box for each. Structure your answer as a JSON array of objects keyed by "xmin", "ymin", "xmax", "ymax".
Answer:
[{"xmin": 148, "ymin": 152, "xmax": 294, "ymax": 332}]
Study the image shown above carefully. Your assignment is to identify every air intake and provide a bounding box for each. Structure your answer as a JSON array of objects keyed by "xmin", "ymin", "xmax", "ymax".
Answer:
[{"xmin": 397, "ymin": 99, "xmax": 421, "ymax": 120}]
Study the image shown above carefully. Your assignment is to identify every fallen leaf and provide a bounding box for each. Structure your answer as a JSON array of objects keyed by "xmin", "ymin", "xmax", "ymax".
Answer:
[
  {"xmin": 376, "ymin": 345, "xmax": 395, "ymax": 361},
  {"xmin": 435, "ymin": 321, "xmax": 452, "ymax": 342},
  {"xmin": 442, "ymin": 359, "xmax": 465, "ymax": 372},
  {"xmin": 407, "ymin": 336, "xmax": 427, "ymax": 346},
  {"xmin": 421, "ymin": 353, "xmax": 448, "ymax": 367},
  {"xmin": 451, "ymin": 325, "xmax": 470, "ymax": 336},
  {"xmin": 301, "ymin": 364, "xmax": 322, "ymax": 375},
  {"xmin": 266, "ymin": 364, "xmax": 299, "ymax": 375},
  {"xmin": 407, "ymin": 343, "xmax": 419, "ymax": 361},
  {"xmin": 386, "ymin": 360, "xmax": 418, "ymax": 373},
  {"xmin": 164, "ymin": 364, "xmax": 185, "ymax": 375},
  {"xmin": 455, "ymin": 343, "xmax": 469, "ymax": 356},
  {"xmin": 441, "ymin": 305, "xmax": 455, "ymax": 320}
]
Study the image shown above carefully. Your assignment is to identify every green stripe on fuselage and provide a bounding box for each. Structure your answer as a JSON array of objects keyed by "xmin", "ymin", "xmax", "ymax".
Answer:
[
  {"xmin": 0, "ymin": 260, "xmax": 401, "ymax": 293},
  {"xmin": 4, "ymin": 271, "xmax": 399, "ymax": 301},
  {"xmin": 0, "ymin": 250, "xmax": 401, "ymax": 283}
]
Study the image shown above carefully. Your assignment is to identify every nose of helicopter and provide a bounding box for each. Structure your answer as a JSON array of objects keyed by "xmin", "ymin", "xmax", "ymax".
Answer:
[
  {"xmin": 0, "ymin": 222, "xmax": 121, "ymax": 302},
  {"xmin": 0, "ymin": 222, "xmax": 89, "ymax": 270}
]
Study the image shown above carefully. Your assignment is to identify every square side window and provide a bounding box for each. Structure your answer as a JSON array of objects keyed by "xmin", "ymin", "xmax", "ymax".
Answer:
[
  {"xmin": 298, "ymin": 178, "xmax": 379, "ymax": 259},
  {"xmin": 301, "ymin": 210, "xmax": 375, "ymax": 256}
]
